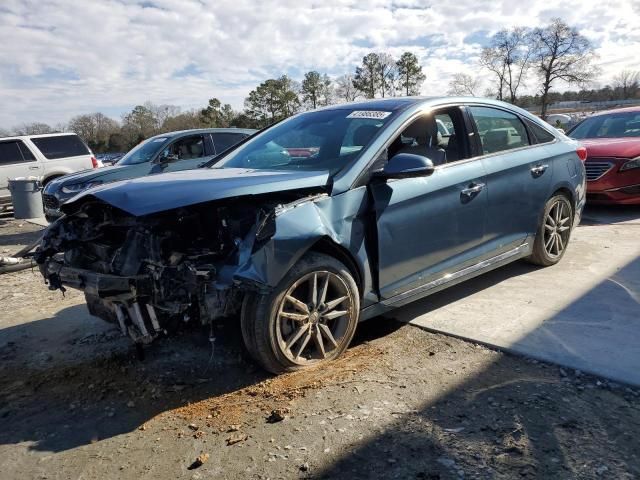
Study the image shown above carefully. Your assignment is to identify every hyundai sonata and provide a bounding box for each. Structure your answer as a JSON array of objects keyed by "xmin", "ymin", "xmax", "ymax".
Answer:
[{"xmin": 36, "ymin": 97, "xmax": 586, "ymax": 373}]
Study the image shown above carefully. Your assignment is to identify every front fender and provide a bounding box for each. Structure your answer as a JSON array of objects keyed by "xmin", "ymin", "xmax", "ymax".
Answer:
[{"xmin": 233, "ymin": 187, "xmax": 376, "ymax": 304}]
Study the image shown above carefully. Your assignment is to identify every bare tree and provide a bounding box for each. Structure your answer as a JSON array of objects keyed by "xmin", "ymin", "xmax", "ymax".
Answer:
[
  {"xmin": 335, "ymin": 74, "xmax": 358, "ymax": 103},
  {"xmin": 531, "ymin": 19, "xmax": 600, "ymax": 119},
  {"xmin": 480, "ymin": 27, "xmax": 533, "ymax": 103},
  {"xmin": 377, "ymin": 53, "xmax": 397, "ymax": 98},
  {"xmin": 447, "ymin": 73, "xmax": 481, "ymax": 96},
  {"xmin": 13, "ymin": 122, "xmax": 55, "ymax": 135},
  {"xmin": 68, "ymin": 113, "xmax": 119, "ymax": 149},
  {"xmin": 612, "ymin": 70, "xmax": 640, "ymax": 99}
]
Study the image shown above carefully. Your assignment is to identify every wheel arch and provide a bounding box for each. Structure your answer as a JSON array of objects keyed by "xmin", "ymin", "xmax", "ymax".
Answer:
[
  {"xmin": 551, "ymin": 185, "xmax": 575, "ymax": 212},
  {"xmin": 41, "ymin": 172, "xmax": 66, "ymax": 186},
  {"xmin": 306, "ymin": 236, "xmax": 364, "ymax": 296}
]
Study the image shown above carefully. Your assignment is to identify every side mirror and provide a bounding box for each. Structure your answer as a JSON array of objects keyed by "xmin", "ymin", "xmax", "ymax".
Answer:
[{"xmin": 374, "ymin": 153, "xmax": 435, "ymax": 180}]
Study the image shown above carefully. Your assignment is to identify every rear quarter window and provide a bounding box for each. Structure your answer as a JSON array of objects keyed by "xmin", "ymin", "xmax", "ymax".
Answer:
[
  {"xmin": 30, "ymin": 135, "xmax": 90, "ymax": 160},
  {"xmin": 524, "ymin": 119, "xmax": 557, "ymax": 144}
]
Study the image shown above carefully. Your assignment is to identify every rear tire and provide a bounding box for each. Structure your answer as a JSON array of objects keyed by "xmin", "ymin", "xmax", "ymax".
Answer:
[
  {"xmin": 527, "ymin": 194, "xmax": 573, "ymax": 266},
  {"xmin": 240, "ymin": 252, "xmax": 360, "ymax": 374}
]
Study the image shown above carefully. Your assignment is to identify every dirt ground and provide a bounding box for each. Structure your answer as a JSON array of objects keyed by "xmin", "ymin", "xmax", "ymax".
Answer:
[{"xmin": 1, "ymin": 217, "xmax": 639, "ymax": 479}]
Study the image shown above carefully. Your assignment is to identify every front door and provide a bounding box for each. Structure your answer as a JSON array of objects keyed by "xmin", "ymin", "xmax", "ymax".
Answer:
[
  {"xmin": 150, "ymin": 134, "xmax": 212, "ymax": 174},
  {"xmin": 370, "ymin": 109, "xmax": 488, "ymax": 301}
]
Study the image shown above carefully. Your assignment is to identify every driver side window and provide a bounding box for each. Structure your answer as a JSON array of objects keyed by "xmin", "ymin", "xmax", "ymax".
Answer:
[
  {"xmin": 166, "ymin": 135, "xmax": 205, "ymax": 160},
  {"xmin": 382, "ymin": 107, "xmax": 468, "ymax": 168}
]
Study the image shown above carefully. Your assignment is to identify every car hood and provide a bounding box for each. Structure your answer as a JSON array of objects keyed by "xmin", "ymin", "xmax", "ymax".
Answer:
[
  {"xmin": 46, "ymin": 163, "xmax": 150, "ymax": 191},
  {"xmin": 579, "ymin": 138, "xmax": 640, "ymax": 158},
  {"xmin": 62, "ymin": 168, "xmax": 331, "ymax": 217}
]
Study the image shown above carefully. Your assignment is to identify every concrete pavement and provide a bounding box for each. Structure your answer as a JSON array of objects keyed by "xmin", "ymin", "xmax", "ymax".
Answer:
[{"xmin": 394, "ymin": 205, "xmax": 640, "ymax": 386}]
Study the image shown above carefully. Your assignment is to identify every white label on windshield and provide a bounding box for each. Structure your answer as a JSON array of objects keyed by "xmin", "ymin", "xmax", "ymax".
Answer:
[
  {"xmin": 152, "ymin": 137, "xmax": 168, "ymax": 142},
  {"xmin": 346, "ymin": 110, "xmax": 392, "ymax": 120}
]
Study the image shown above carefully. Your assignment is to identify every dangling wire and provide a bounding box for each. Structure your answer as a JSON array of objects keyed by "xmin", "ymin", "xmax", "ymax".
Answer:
[{"xmin": 203, "ymin": 321, "xmax": 216, "ymax": 374}]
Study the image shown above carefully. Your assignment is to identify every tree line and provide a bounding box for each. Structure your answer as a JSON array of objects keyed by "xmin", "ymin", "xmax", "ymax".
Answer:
[
  {"xmin": 0, "ymin": 50, "xmax": 426, "ymax": 153},
  {"xmin": 2, "ymin": 18, "xmax": 637, "ymax": 152},
  {"xmin": 447, "ymin": 19, "xmax": 639, "ymax": 116}
]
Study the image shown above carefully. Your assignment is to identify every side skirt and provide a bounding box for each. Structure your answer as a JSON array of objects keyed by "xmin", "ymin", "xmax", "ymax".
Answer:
[{"xmin": 359, "ymin": 242, "xmax": 532, "ymax": 321}]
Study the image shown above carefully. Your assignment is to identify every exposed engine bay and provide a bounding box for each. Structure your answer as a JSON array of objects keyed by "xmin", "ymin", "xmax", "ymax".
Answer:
[{"xmin": 35, "ymin": 192, "xmax": 324, "ymax": 344}]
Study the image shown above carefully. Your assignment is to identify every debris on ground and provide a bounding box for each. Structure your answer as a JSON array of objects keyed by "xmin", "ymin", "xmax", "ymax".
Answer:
[
  {"xmin": 226, "ymin": 433, "xmax": 248, "ymax": 446},
  {"xmin": 188, "ymin": 453, "xmax": 209, "ymax": 470}
]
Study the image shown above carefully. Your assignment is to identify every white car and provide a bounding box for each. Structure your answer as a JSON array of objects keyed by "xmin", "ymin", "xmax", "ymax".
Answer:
[{"xmin": 0, "ymin": 133, "xmax": 100, "ymax": 209}]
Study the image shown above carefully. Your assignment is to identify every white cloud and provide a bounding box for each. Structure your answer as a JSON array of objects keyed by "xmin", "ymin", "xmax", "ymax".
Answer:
[{"xmin": 0, "ymin": 0, "xmax": 638, "ymax": 127}]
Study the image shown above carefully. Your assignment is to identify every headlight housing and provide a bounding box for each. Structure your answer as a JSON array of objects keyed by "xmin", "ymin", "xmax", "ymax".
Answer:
[
  {"xmin": 61, "ymin": 181, "xmax": 102, "ymax": 194},
  {"xmin": 620, "ymin": 157, "xmax": 640, "ymax": 172}
]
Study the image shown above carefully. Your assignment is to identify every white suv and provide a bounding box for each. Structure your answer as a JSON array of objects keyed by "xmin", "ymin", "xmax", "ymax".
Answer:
[{"xmin": 0, "ymin": 133, "xmax": 100, "ymax": 209}]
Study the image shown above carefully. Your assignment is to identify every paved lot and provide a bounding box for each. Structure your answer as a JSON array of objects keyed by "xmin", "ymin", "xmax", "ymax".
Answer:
[
  {"xmin": 395, "ymin": 205, "xmax": 640, "ymax": 386},
  {"xmin": 1, "ymin": 210, "xmax": 640, "ymax": 479}
]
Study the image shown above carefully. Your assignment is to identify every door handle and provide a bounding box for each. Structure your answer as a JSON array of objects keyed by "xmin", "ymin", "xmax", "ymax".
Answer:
[
  {"xmin": 28, "ymin": 166, "xmax": 40, "ymax": 170},
  {"xmin": 531, "ymin": 164, "xmax": 548, "ymax": 176},
  {"xmin": 461, "ymin": 182, "xmax": 485, "ymax": 196}
]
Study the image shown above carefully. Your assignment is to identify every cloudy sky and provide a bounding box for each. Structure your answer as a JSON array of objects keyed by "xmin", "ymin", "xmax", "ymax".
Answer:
[{"xmin": 1, "ymin": 0, "xmax": 639, "ymax": 128}]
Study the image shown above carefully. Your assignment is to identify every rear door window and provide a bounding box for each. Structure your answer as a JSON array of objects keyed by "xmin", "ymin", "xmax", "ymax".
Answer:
[
  {"xmin": 469, "ymin": 106, "xmax": 530, "ymax": 155},
  {"xmin": 211, "ymin": 133, "xmax": 248, "ymax": 154},
  {"xmin": 0, "ymin": 140, "xmax": 36, "ymax": 165},
  {"xmin": 30, "ymin": 135, "xmax": 90, "ymax": 160}
]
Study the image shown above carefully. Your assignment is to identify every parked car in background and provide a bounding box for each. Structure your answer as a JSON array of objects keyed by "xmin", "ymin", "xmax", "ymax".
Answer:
[
  {"xmin": 567, "ymin": 106, "xmax": 640, "ymax": 204},
  {"xmin": 96, "ymin": 152, "xmax": 125, "ymax": 166},
  {"xmin": 36, "ymin": 97, "xmax": 586, "ymax": 374},
  {"xmin": 0, "ymin": 133, "xmax": 99, "ymax": 210},
  {"xmin": 42, "ymin": 128, "xmax": 255, "ymax": 220}
]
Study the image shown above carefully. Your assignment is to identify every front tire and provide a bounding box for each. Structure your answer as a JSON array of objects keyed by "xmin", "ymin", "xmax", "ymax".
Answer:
[
  {"xmin": 241, "ymin": 252, "xmax": 360, "ymax": 374},
  {"xmin": 527, "ymin": 194, "xmax": 573, "ymax": 266}
]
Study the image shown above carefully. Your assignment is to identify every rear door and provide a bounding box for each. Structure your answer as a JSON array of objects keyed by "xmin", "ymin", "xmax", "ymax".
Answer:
[
  {"xmin": 0, "ymin": 140, "xmax": 41, "ymax": 198},
  {"xmin": 29, "ymin": 134, "xmax": 93, "ymax": 173},
  {"xmin": 467, "ymin": 105, "xmax": 553, "ymax": 253},
  {"xmin": 210, "ymin": 132, "xmax": 250, "ymax": 157}
]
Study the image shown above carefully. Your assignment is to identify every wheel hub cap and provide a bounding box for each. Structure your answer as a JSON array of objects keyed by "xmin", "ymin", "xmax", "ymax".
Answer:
[{"xmin": 275, "ymin": 271, "xmax": 354, "ymax": 365}]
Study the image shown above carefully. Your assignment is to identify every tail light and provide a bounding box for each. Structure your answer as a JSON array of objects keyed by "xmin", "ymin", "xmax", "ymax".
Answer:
[
  {"xmin": 576, "ymin": 146, "xmax": 587, "ymax": 162},
  {"xmin": 91, "ymin": 156, "xmax": 99, "ymax": 168}
]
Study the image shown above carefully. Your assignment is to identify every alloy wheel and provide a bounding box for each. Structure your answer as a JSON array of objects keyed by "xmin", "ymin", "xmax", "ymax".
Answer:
[
  {"xmin": 275, "ymin": 271, "xmax": 355, "ymax": 365},
  {"xmin": 543, "ymin": 199, "xmax": 571, "ymax": 258}
]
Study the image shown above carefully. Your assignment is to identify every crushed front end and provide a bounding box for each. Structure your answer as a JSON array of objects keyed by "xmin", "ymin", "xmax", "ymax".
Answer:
[{"xmin": 35, "ymin": 198, "xmax": 277, "ymax": 344}]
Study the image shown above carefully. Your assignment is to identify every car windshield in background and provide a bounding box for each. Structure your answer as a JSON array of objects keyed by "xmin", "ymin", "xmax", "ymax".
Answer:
[
  {"xmin": 30, "ymin": 135, "xmax": 90, "ymax": 159},
  {"xmin": 568, "ymin": 111, "xmax": 640, "ymax": 139},
  {"xmin": 117, "ymin": 137, "xmax": 169, "ymax": 165},
  {"xmin": 214, "ymin": 109, "xmax": 396, "ymax": 174}
]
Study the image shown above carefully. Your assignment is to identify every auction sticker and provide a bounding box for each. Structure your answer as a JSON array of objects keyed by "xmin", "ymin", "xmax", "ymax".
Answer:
[{"xmin": 346, "ymin": 110, "xmax": 392, "ymax": 120}]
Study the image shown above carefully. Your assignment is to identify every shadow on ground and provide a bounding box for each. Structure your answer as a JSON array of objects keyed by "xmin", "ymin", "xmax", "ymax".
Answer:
[{"xmin": 313, "ymin": 207, "xmax": 640, "ymax": 479}]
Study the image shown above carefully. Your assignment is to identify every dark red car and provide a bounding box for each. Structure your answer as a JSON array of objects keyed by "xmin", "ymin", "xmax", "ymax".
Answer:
[{"xmin": 568, "ymin": 106, "xmax": 640, "ymax": 204}]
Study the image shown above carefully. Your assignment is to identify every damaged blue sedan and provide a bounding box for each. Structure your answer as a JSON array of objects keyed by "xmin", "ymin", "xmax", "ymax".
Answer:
[{"xmin": 36, "ymin": 97, "xmax": 586, "ymax": 373}]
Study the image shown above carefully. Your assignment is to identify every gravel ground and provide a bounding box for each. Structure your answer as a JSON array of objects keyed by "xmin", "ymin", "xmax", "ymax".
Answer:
[{"xmin": 1, "ymin": 217, "xmax": 639, "ymax": 479}]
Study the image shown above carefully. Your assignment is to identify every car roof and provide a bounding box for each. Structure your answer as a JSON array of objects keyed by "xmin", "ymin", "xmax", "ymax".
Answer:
[
  {"xmin": 0, "ymin": 132, "xmax": 79, "ymax": 141},
  {"xmin": 315, "ymin": 96, "xmax": 537, "ymax": 113},
  {"xmin": 150, "ymin": 128, "xmax": 256, "ymax": 140},
  {"xmin": 590, "ymin": 106, "xmax": 640, "ymax": 117}
]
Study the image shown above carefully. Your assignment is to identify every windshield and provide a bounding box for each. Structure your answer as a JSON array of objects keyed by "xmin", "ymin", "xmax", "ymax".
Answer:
[
  {"xmin": 214, "ymin": 109, "xmax": 396, "ymax": 174},
  {"xmin": 568, "ymin": 111, "xmax": 640, "ymax": 139},
  {"xmin": 117, "ymin": 136, "xmax": 170, "ymax": 165}
]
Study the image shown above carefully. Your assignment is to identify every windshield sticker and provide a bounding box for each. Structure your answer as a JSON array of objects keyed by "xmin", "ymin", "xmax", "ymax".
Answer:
[
  {"xmin": 346, "ymin": 110, "xmax": 392, "ymax": 120},
  {"xmin": 152, "ymin": 137, "xmax": 168, "ymax": 142}
]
